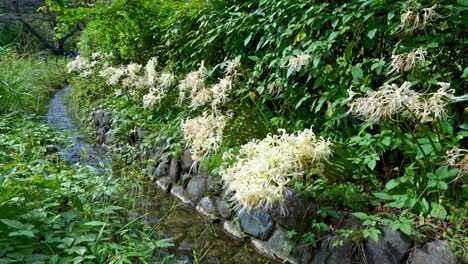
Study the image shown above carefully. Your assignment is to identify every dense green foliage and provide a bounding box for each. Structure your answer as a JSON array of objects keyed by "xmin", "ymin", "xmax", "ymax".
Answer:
[
  {"xmin": 0, "ymin": 50, "xmax": 173, "ymax": 263},
  {"xmin": 0, "ymin": 48, "xmax": 67, "ymax": 114},
  {"xmin": 64, "ymin": 0, "xmax": 467, "ymax": 258}
]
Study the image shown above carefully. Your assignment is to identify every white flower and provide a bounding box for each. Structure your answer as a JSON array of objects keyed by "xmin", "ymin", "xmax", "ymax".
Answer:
[
  {"xmin": 285, "ymin": 53, "xmax": 311, "ymax": 73},
  {"xmin": 221, "ymin": 129, "xmax": 332, "ymax": 212},
  {"xmin": 211, "ymin": 76, "xmax": 233, "ymax": 107},
  {"xmin": 145, "ymin": 57, "xmax": 158, "ymax": 86},
  {"xmin": 387, "ymin": 48, "xmax": 427, "ymax": 75},
  {"xmin": 225, "ymin": 57, "xmax": 241, "ymax": 75},
  {"xmin": 179, "ymin": 62, "xmax": 207, "ymax": 103},
  {"xmin": 348, "ymin": 82, "xmax": 467, "ymax": 124},
  {"xmin": 181, "ymin": 113, "xmax": 228, "ymax": 161}
]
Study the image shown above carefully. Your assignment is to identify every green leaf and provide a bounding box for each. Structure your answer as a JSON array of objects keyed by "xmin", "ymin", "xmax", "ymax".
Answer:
[
  {"xmin": 351, "ymin": 65, "xmax": 363, "ymax": 82},
  {"xmin": 244, "ymin": 34, "xmax": 253, "ymax": 46},
  {"xmin": 83, "ymin": 221, "xmax": 108, "ymax": 226},
  {"xmin": 0, "ymin": 219, "xmax": 25, "ymax": 229},
  {"xmin": 385, "ymin": 179, "xmax": 400, "ymax": 190},
  {"xmin": 352, "ymin": 212, "xmax": 368, "ymax": 219},
  {"xmin": 373, "ymin": 192, "xmax": 393, "ymax": 200},
  {"xmin": 399, "ymin": 223, "xmax": 413, "ymax": 235},
  {"xmin": 367, "ymin": 28, "xmax": 377, "ymax": 39},
  {"xmin": 430, "ymin": 203, "xmax": 447, "ymax": 220},
  {"xmin": 155, "ymin": 238, "xmax": 174, "ymax": 248},
  {"xmin": 9, "ymin": 230, "xmax": 35, "ymax": 238},
  {"xmin": 457, "ymin": 0, "xmax": 468, "ymax": 7}
]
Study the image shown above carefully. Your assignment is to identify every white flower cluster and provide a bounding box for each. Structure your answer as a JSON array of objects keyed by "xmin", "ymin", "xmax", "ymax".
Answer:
[
  {"xmin": 179, "ymin": 59, "xmax": 239, "ymax": 110},
  {"xmin": 221, "ymin": 129, "xmax": 332, "ymax": 212},
  {"xmin": 347, "ymin": 82, "xmax": 467, "ymax": 123},
  {"xmin": 179, "ymin": 62, "xmax": 208, "ymax": 104},
  {"xmin": 67, "ymin": 55, "xmax": 99, "ymax": 77},
  {"xmin": 387, "ymin": 48, "xmax": 427, "ymax": 75},
  {"xmin": 400, "ymin": 6, "xmax": 440, "ymax": 31},
  {"xmin": 181, "ymin": 113, "xmax": 229, "ymax": 161},
  {"xmin": 444, "ymin": 147, "xmax": 468, "ymax": 178},
  {"xmin": 97, "ymin": 57, "xmax": 176, "ymax": 101},
  {"xmin": 286, "ymin": 53, "xmax": 311, "ymax": 74}
]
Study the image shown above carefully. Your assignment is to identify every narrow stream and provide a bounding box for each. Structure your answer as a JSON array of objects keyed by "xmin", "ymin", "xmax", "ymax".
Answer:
[{"xmin": 46, "ymin": 88, "xmax": 277, "ymax": 264}]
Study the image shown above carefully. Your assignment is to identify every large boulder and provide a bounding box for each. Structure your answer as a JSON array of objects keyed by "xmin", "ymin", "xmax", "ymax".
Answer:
[
  {"xmin": 365, "ymin": 227, "xmax": 412, "ymax": 264},
  {"xmin": 410, "ymin": 240, "xmax": 459, "ymax": 264},
  {"xmin": 238, "ymin": 208, "xmax": 274, "ymax": 240}
]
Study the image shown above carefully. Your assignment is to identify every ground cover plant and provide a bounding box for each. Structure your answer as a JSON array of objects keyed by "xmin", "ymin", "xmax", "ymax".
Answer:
[
  {"xmin": 63, "ymin": 0, "xmax": 468, "ymax": 259},
  {"xmin": 0, "ymin": 48, "xmax": 173, "ymax": 263}
]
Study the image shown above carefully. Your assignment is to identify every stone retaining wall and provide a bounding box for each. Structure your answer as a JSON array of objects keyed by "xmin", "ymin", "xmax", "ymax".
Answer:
[{"xmin": 88, "ymin": 109, "xmax": 461, "ymax": 264}]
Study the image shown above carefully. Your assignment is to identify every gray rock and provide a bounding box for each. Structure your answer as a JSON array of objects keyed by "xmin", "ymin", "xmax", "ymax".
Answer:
[
  {"xmin": 170, "ymin": 185, "xmax": 195, "ymax": 206},
  {"xmin": 238, "ymin": 208, "xmax": 274, "ymax": 240},
  {"xmin": 153, "ymin": 162, "xmax": 170, "ymax": 179},
  {"xmin": 151, "ymin": 146, "xmax": 164, "ymax": 162},
  {"xmin": 331, "ymin": 211, "xmax": 362, "ymax": 230},
  {"xmin": 102, "ymin": 111, "xmax": 111, "ymax": 126},
  {"xmin": 216, "ymin": 199, "xmax": 232, "ymax": 219},
  {"xmin": 181, "ymin": 173, "xmax": 193, "ymax": 188},
  {"xmin": 313, "ymin": 235, "xmax": 357, "ymax": 264},
  {"xmin": 267, "ymin": 228, "xmax": 299, "ymax": 264},
  {"xmin": 411, "ymin": 240, "xmax": 459, "ymax": 264},
  {"xmin": 185, "ymin": 176, "xmax": 206, "ymax": 203},
  {"xmin": 181, "ymin": 149, "xmax": 195, "ymax": 172},
  {"xmin": 251, "ymin": 239, "xmax": 277, "ymax": 259},
  {"xmin": 270, "ymin": 188, "xmax": 316, "ymax": 231},
  {"xmin": 169, "ymin": 158, "xmax": 181, "ymax": 183},
  {"xmin": 365, "ymin": 227, "xmax": 412, "ymax": 264},
  {"xmin": 196, "ymin": 196, "xmax": 219, "ymax": 220},
  {"xmin": 223, "ymin": 220, "xmax": 243, "ymax": 239},
  {"xmin": 155, "ymin": 176, "xmax": 172, "ymax": 193}
]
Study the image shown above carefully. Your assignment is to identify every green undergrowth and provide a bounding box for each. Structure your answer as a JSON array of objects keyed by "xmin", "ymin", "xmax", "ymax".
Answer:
[
  {"xmin": 0, "ymin": 50, "xmax": 175, "ymax": 263},
  {"xmin": 0, "ymin": 116, "xmax": 173, "ymax": 263},
  {"xmin": 0, "ymin": 47, "xmax": 67, "ymax": 115},
  {"xmin": 63, "ymin": 0, "xmax": 467, "ymax": 260}
]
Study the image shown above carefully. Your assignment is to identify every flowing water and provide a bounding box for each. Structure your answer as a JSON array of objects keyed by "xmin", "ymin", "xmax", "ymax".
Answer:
[{"xmin": 47, "ymin": 88, "xmax": 276, "ymax": 264}]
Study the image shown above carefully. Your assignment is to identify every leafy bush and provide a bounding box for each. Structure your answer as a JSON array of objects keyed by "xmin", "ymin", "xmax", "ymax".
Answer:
[{"xmin": 65, "ymin": 0, "xmax": 467, "ymax": 257}]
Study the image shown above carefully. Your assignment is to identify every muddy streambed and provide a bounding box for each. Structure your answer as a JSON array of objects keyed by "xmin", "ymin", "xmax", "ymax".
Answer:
[{"xmin": 47, "ymin": 88, "xmax": 276, "ymax": 263}]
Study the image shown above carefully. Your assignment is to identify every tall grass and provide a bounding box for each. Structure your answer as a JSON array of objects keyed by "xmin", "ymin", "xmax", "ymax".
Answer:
[{"xmin": 0, "ymin": 47, "xmax": 67, "ymax": 115}]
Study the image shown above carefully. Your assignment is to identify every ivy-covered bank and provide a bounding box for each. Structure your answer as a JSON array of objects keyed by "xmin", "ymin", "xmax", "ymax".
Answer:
[{"xmin": 64, "ymin": 0, "xmax": 467, "ymax": 263}]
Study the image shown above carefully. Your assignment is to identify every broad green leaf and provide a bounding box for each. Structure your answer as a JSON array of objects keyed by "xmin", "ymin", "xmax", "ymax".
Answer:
[
  {"xmin": 0, "ymin": 219, "xmax": 25, "ymax": 229},
  {"xmin": 352, "ymin": 212, "xmax": 368, "ymax": 219},
  {"xmin": 430, "ymin": 202, "xmax": 447, "ymax": 220},
  {"xmin": 373, "ymin": 192, "xmax": 393, "ymax": 200},
  {"xmin": 385, "ymin": 179, "xmax": 400, "ymax": 190}
]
